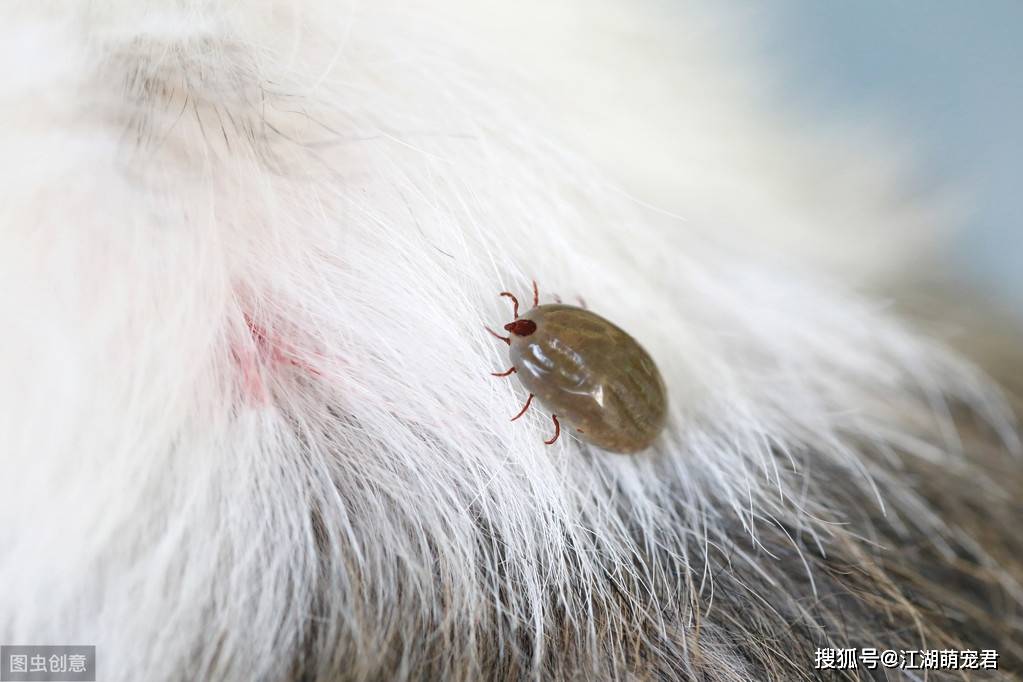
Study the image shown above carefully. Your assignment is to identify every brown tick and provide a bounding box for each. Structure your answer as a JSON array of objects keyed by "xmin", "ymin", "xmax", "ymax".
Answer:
[{"xmin": 487, "ymin": 281, "xmax": 668, "ymax": 453}]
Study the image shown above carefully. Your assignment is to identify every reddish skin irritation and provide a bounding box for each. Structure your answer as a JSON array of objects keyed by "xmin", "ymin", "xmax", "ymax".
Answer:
[
  {"xmin": 233, "ymin": 338, "xmax": 268, "ymax": 404},
  {"xmin": 236, "ymin": 313, "xmax": 322, "ymax": 404},
  {"xmin": 246, "ymin": 316, "xmax": 320, "ymax": 374}
]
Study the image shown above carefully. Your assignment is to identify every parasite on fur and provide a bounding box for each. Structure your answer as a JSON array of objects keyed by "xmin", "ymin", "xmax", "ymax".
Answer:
[{"xmin": 487, "ymin": 281, "xmax": 668, "ymax": 453}]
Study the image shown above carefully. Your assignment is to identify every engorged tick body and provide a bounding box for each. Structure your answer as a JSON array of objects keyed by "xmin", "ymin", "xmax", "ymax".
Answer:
[{"xmin": 488, "ymin": 282, "xmax": 667, "ymax": 453}]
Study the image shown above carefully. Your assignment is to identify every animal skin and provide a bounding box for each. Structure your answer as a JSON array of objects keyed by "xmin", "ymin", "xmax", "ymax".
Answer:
[{"xmin": 1, "ymin": 2, "xmax": 1020, "ymax": 680}]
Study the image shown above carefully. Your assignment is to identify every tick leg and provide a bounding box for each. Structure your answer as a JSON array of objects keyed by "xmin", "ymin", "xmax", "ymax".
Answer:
[
  {"xmin": 544, "ymin": 414, "xmax": 561, "ymax": 445},
  {"xmin": 532, "ymin": 280, "xmax": 539, "ymax": 308},
  {"xmin": 553, "ymin": 293, "xmax": 562, "ymax": 304},
  {"xmin": 576, "ymin": 295, "xmax": 587, "ymax": 309},
  {"xmin": 491, "ymin": 366, "xmax": 516, "ymax": 377},
  {"xmin": 499, "ymin": 291, "xmax": 520, "ymax": 318},
  {"xmin": 510, "ymin": 393, "xmax": 534, "ymax": 421},
  {"xmin": 485, "ymin": 326, "xmax": 511, "ymax": 345}
]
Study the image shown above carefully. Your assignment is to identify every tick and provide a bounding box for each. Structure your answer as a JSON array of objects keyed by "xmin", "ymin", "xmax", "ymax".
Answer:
[{"xmin": 487, "ymin": 281, "xmax": 668, "ymax": 453}]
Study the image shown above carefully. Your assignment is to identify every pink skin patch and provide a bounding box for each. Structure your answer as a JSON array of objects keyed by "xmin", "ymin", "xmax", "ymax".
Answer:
[{"xmin": 234, "ymin": 313, "xmax": 321, "ymax": 404}]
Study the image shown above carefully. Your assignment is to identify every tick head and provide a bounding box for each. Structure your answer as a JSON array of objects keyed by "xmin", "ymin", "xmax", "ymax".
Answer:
[{"xmin": 504, "ymin": 319, "xmax": 537, "ymax": 337}]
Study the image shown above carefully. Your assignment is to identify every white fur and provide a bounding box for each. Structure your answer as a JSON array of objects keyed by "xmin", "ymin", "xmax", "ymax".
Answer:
[{"xmin": 1, "ymin": 2, "xmax": 1017, "ymax": 680}]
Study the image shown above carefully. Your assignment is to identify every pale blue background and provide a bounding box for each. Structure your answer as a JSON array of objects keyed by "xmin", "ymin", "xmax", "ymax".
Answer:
[{"xmin": 760, "ymin": 2, "xmax": 1022, "ymax": 315}]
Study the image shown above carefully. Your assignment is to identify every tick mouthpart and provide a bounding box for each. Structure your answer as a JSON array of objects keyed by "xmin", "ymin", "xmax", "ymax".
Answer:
[{"xmin": 504, "ymin": 319, "xmax": 537, "ymax": 337}]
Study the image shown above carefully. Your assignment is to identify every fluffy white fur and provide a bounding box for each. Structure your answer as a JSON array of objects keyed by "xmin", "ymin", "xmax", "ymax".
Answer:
[{"xmin": 1, "ymin": 2, "xmax": 1020, "ymax": 680}]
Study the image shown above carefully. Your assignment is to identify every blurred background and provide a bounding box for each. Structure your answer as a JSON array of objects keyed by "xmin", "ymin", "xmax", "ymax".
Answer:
[
  {"xmin": 461, "ymin": 0, "xmax": 1020, "ymax": 334},
  {"xmin": 760, "ymin": 1, "xmax": 1022, "ymax": 319}
]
